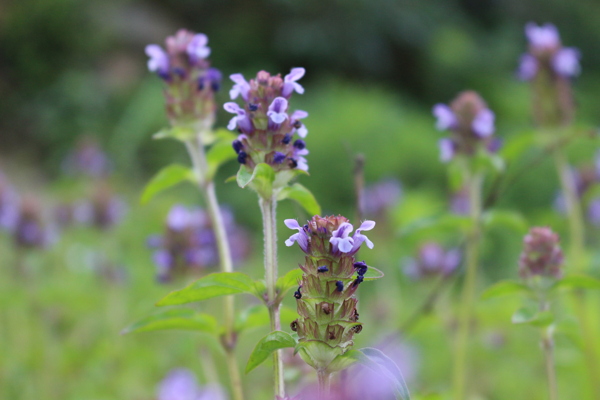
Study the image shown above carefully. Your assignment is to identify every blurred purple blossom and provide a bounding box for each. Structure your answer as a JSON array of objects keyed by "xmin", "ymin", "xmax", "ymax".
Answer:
[
  {"xmin": 361, "ymin": 178, "xmax": 402, "ymax": 217},
  {"xmin": 404, "ymin": 242, "xmax": 461, "ymax": 279},
  {"xmin": 62, "ymin": 136, "xmax": 112, "ymax": 178},
  {"xmin": 157, "ymin": 368, "xmax": 227, "ymax": 400}
]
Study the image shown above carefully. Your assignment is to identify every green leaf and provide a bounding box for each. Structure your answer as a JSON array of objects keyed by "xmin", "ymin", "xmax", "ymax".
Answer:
[
  {"xmin": 326, "ymin": 350, "xmax": 361, "ymax": 373},
  {"xmin": 277, "ymin": 183, "xmax": 321, "ymax": 215},
  {"xmin": 472, "ymin": 151, "xmax": 505, "ymax": 175},
  {"xmin": 121, "ymin": 309, "xmax": 218, "ymax": 335},
  {"xmin": 480, "ymin": 280, "xmax": 531, "ymax": 300},
  {"xmin": 235, "ymin": 305, "xmax": 270, "ymax": 332},
  {"xmin": 156, "ymin": 272, "xmax": 261, "ymax": 306},
  {"xmin": 512, "ymin": 307, "xmax": 554, "ymax": 327},
  {"xmin": 236, "ymin": 163, "xmax": 275, "ymax": 198},
  {"xmin": 206, "ymin": 139, "xmax": 237, "ymax": 181},
  {"xmin": 552, "ymin": 274, "xmax": 600, "ymax": 291},
  {"xmin": 276, "ymin": 269, "xmax": 303, "ymax": 295},
  {"xmin": 140, "ymin": 164, "xmax": 194, "ymax": 204},
  {"xmin": 245, "ymin": 331, "xmax": 296, "ymax": 373},
  {"xmin": 153, "ymin": 126, "xmax": 195, "ymax": 141},
  {"xmin": 351, "ymin": 348, "xmax": 411, "ymax": 400},
  {"xmin": 482, "ymin": 210, "xmax": 528, "ymax": 235},
  {"xmin": 363, "ymin": 266, "xmax": 385, "ymax": 281},
  {"xmin": 500, "ymin": 131, "xmax": 537, "ymax": 161}
]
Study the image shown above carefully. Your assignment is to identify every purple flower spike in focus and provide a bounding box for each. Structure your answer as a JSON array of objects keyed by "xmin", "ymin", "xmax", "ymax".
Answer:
[
  {"xmin": 433, "ymin": 104, "xmax": 457, "ymax": 131},
  {"xmin": 229, "ymin": 73, "xmax": 250, "ymax": 101},
  {"xmin": 145, "ymin": 44, "xmax": 170, "ymax": 76},
  {"xmin": 282, "ymin": 67, "xmax": 306, "ymax": 97}
]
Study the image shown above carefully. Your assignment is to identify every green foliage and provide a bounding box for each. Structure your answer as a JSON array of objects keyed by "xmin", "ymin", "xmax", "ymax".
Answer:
[
  {"xmin": 245, "ymin": 331, "xmax": 297, "ymax": 373},
  {"xmin": 236, "ymin": 163, "xmax": 275, "ymax": 199},
  {"xmin": 205, "ymin": 130, "xmax": 238, "ymax": 181},
  {"xmin": 156, "ymin": 272, "xmax": 264, "ymax": 306},
  {"xmin": 481, "ymin": 280, "xmax": 531, "ymax": 301},
  {"xmin": 140, "ymin": 164, "xmax": 194, "ymax": 204},
  {"xmin": 122, "ymin": 309, "xmax": 219, "ymax": 336},
  {"xmin": 511, "ymin": 307, "xmax": 554, "ymax": 328},
  {"xmin": 552, "ymin": 274, "xmax": 600, "ymax": 291},
  {"xmin": 153, "ymin": 126, "xmax": 196, "ymax": 141},
  {"xmin": 400, "ymin": 213, "xmax": 473, "ymax": 238},
  {"xmin": 363, "ymin": 266, "xmax": 385, "ymax": 281},
  {"xmin": 276, "ymin": 183, "xmax": 321, "ymax": 216},
  {"xmin": 275, "ymin": 268, "xmax": 303, "ymax": 301}
]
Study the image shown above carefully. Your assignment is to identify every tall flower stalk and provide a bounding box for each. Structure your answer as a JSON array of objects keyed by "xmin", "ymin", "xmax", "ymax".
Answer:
[
  {"xmin": 433, "ymin": 91, "xmax": 498, "ymax": 399},
  {"xmin": 519, "ymin": 22, "xmax": 600, "ymax": 397},
  {"xmin": 225, "ymin": 68, "xmax": 309, "ymax": 399},
  {"xmin": 145, "ymin": 30, "xmax": 244, "ymax": 400}
]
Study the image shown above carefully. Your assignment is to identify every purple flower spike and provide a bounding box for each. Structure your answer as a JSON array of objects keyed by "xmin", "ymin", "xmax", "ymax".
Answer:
[
  {"xmin": 552, "ymin": 48, "xmax": 581, "ymax": 77},
  {"xmin": 145, "ymin": 44, "xmax": 170, "ymax": 75},
  {"xmin": 267, "ymin": 97, "xmax": 289, "ymax": 124},
  {"xmin": 439, "ymin": 138, "xmax": 455, "ymax": 162},
  {"xmin": 186, "ymin": 34, "xmax": 211, "ymax": 63},
  {"xmin": 284, "ymin": 219, "xmax": 309, "ymax": 252},
  {"xmin": 329, "ymin": 222, "xmax": 354, "ymax": 253},
  {"xmin": 517, "ymin": 54, "xmax": 538, "ymax": 81},
  {"xmin": 229, "ymin": 73, "xmax": 250, "ymax": 101},
  {"xmin": 282, "ymin": 67, "xmax": 306, "ymax": 97},
  {"xmin": 350, "ymin": 220, "xmax": 376, "ymax": 253},
  {"xmin": 472, "ymin": 109, "xmax": 495, "ymax": 138},
  {"xmin": 224, "ymin": 102, "xmax": 253, "ymax": 132},
  {"xmin": 432, "ymin": 104, "xmax": 457, "ymax": 131},
  {"xmin": 525, "ymin": 22, "xmax": 560, "ymax": 50}
]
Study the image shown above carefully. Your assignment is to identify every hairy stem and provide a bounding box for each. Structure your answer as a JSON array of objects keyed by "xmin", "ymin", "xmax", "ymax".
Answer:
[
  {"xmin": 185, "ymin": 137, "xmax": 244, "ymax": 400},
  {"xmin": 317, "ymin": 370, "xmax": 331, "ymax": 400},
  {"xmin": 452, "ymin": 171, "xmax": 483, "ymax": 400},
  {"xmin": 259, "ymin": 195, "xmax": 285, "ymax": 399},
  {"xmin": 552, "ymin": 147, "xmax": 600, "ymax": 398}
]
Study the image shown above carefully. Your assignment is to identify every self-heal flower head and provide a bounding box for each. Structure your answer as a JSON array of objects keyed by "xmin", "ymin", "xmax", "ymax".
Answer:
[
  {"xmin": 146, "ymin": 44, "xmax": 170, "ymax": 76},
  {"xmin": 519, "ymin": 227, "xmax": 563, "ymax": 280},
  {"xmin": 282, "ymin": 67, "xmax": 306, "ymax": 97}
]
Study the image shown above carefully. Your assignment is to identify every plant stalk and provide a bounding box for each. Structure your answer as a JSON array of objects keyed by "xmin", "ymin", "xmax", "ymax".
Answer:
[
  {"xmin": 317, "ymin": 370, "xmax": 331, "ymax": 400},
  {"xmin": 452, "ymin": 170, "xmax": 483, "ymax": 400},
  {"xmin": 185, "ymin": 137, "xmax": 244, "ymax": 400},
  {"xmin": 259, "ymin": 195, "xmax": 285, "ymax": 399},
  {"xmin": 539, "ymin": 301, "xmax": 558, "ymax": 400}
]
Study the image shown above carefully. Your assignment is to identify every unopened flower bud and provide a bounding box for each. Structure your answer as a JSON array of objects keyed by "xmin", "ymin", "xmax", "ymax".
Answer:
[{"xmin": 518, "ymin": 227, "xmax": 564, "ymax": 280}]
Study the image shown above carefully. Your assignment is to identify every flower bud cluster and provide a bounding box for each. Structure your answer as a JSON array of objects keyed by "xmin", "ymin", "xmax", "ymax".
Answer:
[
  {"xmin": 517, "ymin": 23, "xmax": 580, "ymax": 126},
  {"xmin": 404, "ymin": 242, "xmax": 461, "ymax": 280},
  {"xmin": 285, "ymin": 215, "xmax": 375, "ymax": 371},
  {"xmin": 224, "ymin": 68, "xmax": 309, "ymax": 173},
  {"xmin": 518, "ymin": 227, "xmax": 564, "ymax": 280},
  {"xmin": 432, "ymin": 91, "xmax": 500, "ymax": 162},
  {"xmin": 148, "ymin": 204, "xmax": 250, "ymax": 283},
  {"xmin": 145, "ymin": 30, "xmax": 221, "ymax": 129}
]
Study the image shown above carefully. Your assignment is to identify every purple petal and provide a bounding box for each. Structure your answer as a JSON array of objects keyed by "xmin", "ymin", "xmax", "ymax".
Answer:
[
  {"xmin": 357, "ymin": 220, "xmax": 376, "ymax": 232},
  {"xmin": 432, "ymin": 104, "xmax": 456, "ymax": 131},
  {"xmin": 145, "ymin": 44, "xmax": 169, "ymax": 74},
  {"xmin": 267, "ymin": 97, "xmax": 289, "ymax": 124},
  {"xmin": 525, "ymin": 22, "xmax": 560, "ymax": 50},
  {"xmin": 331, "ymin": 236, "xmax": 354, "ymax": 253},
  {"xmin": 552, "ymin": 48, "xmax": 581, "ymax": 77},
  {"xmin": 472, "ymin": 109, "xmax": 495, "ymax": 138},
  {"xmin": 167, "ymin": 205, "xmax": 190, "ymax": 231},
  {"xmin": 517, "ymin": 54, "xmax": 538, "ymax": 81},
  {"xmin": 227, "ymin": 116, "xmax": 237, "ymax": 130},
  {"xmin": 291, "ymin": 110, "xmax": 308, "ymax": 120},
  {"xmin": 332, "ymin": 222, "xmax": 353, "ymax": 238},
  {"xmin": 229, "ymin": 73, "xmax": 250, "ymax": 100},
  {"xmin": 285, "ymin": 232, "xmax": 300, "ymax": 247},
  {"xmin": 224, "ymin": 102, "xmax": 242, "ymax": 114},
  {"xmin": 186, "ymin": 33, "xmax": 211, "ymax": 61},
  {"xmin": 439, "ymin": 138, "xmax": 455, "ymax": 163},
  {"xmin": 285, "ymin": 67, "xmax": 306, "ymax": 82},
  {"xmin": 296, "ymin": 124, "xmax": 308, "ymax": 138},
  {"xmin": 158, "ymin": 368, "xmax": 199, "ymax": 400},
  {"xmin": 284, "ymin": 219, "xmax": 302, "ymax": 230}
]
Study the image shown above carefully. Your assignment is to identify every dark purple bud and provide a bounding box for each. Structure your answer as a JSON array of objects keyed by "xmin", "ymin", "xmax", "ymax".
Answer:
[
  {"xmin": 282, "ymin": 133, "xmax": 292, "ymax": 144},
  {"xmin": 352, "ymin": 275, "xmax": 364, "ymax": 287},
  {"xmin": 293, "ymin": 139, "xmax": 306, "ymax": 150},
  {"xmin": 335, "ymin": 281, "xmax": 344, "ymax": 292},
  {"xmin": 288, "ymin": 158, "xmax": 298, "ymax": 168},
  {"xmin": 237, "ymin": 151, "xmax": 247, "ymax": 164},
  {"xmin": 273, "ymin": 152, "xmax": 286, "ymax": 164},
  {"xmin": 293, "ymin": 120, "xmax": 302, "ymax": 129},
  {"xmin": 354, "ymin": 261, "xmax": 368, "ymax": 276},
  {"xmin": 317, "ymin": 265, "xmax": 329, "ymax": 273},
  {"xmin": 173, "ymin": 67, "xmax": 186, "ymax": 78},
  {"xmin": 232, "ymin": 140, "xmax": 243, "ymax": 154},
  {"xmin": 248, "ymin": 103, "xmax": 259, "ymax": 112},
  {"xmin": 294, "ymin": 285, "xmax": 302, "ymax": 299}
]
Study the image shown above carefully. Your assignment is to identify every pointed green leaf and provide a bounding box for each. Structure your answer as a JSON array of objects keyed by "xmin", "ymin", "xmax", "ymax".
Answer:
[
  {"xmin": 141, "ymin": 164, "xmax": 194, "ymax": 204},
  {"xmin": 326, "ymin": 350, "xmax": 361, "ymax": 373},
  {"xmin": 277, "ymin": 183, "xmax": 321, "ymax": 215},
  {"xmin": 153, "ymin": 126, "xmax": 195, "ymax": 141},
  {"xmin": 363, "ymin": 266, "xmax": 385, "ymax": 281},
  {"xmin": 480, "ymin": 280, "xmax": 531, "ymax": 300},
  {"xmin": 236, "ymin": 163, "xmax": 275, "ymax": 198},
  {"xmin": 121, "ymin": 309, "xmax": 219, "ymax": 335},
  {"xmin": 206, "ymin": 139, "xmax": 237, "ymax": 181},
  {"xmin": 276, "ymin": 269, "xmax": 303, "ymax": 295},
  {"xmin": 156, "ymin": 272, "xmax": 259, "ymax": 306},
  {"xmin": 245, "ymin": 331, "xmax": 296, "ymax": 373},
  {"xmin": 512, "ymin": 307, "xmax": 554, "ymax": 327},
  {"xmin": 552, "ymin": 274, "xmax": 600, "ymax": 291}
]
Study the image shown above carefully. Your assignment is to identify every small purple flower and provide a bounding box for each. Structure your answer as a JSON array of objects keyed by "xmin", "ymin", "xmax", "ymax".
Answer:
[
  {"xmin": 486, "ymin": 137, "xmax": 503, "ymax": 154},
  {"xmin": 290, "ymin": 110, "xmax": 309, "ymax": 138},
  {"xmin": 438, "ymin": 138, "xmax": 455, "ymax": 162},
  {"xmin": 157, "ymin": 368, "xmax": 199, "ymax": 400},
  {"xmin": 145, "ymin": 44, "xmax": 170, "ymax": 76},
  {"xmin": 552, "ymin": 48, "xmax": 581, "ymax": 77},
  {"xmin": 229, "ymin": 73, "xmax": 250, "ymax": 101},
  {"xmin": 224, "ymin": 102, "xmax": 253, "ymax": 132},
  {"xmin": 432, "ymin": 104, "xmax": 457, "ymax": 131},
  {"xmin": 471, "ymin": 109, "xmax": 495, "ymax": 138},
  {"xmin": 167, "ymin": 205, "xmax": 191, "ymax": 231},
  {"xmin": 525, "ymin": 22, "xmax": 560, "ymax": 50},
  {"xmin": 186, "ymin": 33, "xmax": 210, "ymax": 63},
  {"xmin": 282, "ymin": 67, "xmax": 305, "ymax": 97},
  {"xmin": 404, "ymin": 242, "xmax": 461, "ymax": 279},
  {"xmin": 267, "ymin": 97, "xmax": 289, "ymax": 124},
  {"xmin": 329, "ymin": 222, "xmax": 354, "ymax": 253},
  {"xmin": 349, "ymin": 220, "xmax": 376, "ymax": 253},
  {"xmin": 517, "ymin": 54, "xmax": 538, "ymax": 81},
  {"xmin": 284, "ymin": 219, "xmax": 309, "ymax": 252}
]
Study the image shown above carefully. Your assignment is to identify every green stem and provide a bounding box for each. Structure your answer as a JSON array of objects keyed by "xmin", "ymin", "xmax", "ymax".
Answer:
[
  {"xmin": 185, "ymin": 137, "xmax": 244, "ymax": 400},
  {"xmin": 552, "ymin": 147, "xmax": 600, "ymax": 398},
  {"xmin": 317, "ymin": 370, "xmax": 331, "ymax": 400},
  {"xmin": 452, "ymin": 171, "xmax": 483, "ymax": 400},
  {"xmin": 539, "ymin": 301, "xmax": 558, "ymax": 400},
  {"xmin": 259, "ymin": 195, "xmax": 285, "ymax": 399}
]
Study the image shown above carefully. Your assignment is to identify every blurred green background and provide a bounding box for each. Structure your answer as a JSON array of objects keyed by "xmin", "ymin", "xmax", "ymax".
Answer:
[{"xmin": 2, "ymin": 0, "xmax": 600, "ymax": 399}]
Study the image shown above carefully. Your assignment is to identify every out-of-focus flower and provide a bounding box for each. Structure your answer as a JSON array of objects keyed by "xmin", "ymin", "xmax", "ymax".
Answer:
[
  {"xmin": 404, "ymin": 242, "xmax": 461, "ymax": 280},
  {"xmin": 432, "ymin": 91, "xmax": 499, "ymax": 162},
  {"xmin": 157, "ymin": 368, "xmax": 227, "ymax": 400},
  {"xmin": 145, "ymin": 30, "xmax": 221, "ymax": 132},
  {"xmin": 149, "ymin": 204, "xmax": 250, "ymax": 283},
  {"xmin": 518, "ymin": 227, "xmax": 563, "ymax": 280},
  {"xmin": 450, "ymin": 187, "xmax": 470, "ymax": 215},
  {"xmin": 62, "ymin": 136, "xmax": 112, "ymax": 178},
  {"xmin": 225, "ymin": 68, "xmax": 309, "ymax": 176},
  {"xmin": 553, "ymin": 159, "xmax": 600, "ymax": 226},
  {"xmin": 0, "ymin": 172, "xmax": 19, "ymax": 232},
  {"xmin": 13, "ymin": 197, "xmax": 56, "ymax": 249},
  {"xmin": 361, "ymin": 178, "xmax": 402, "ymax": 217},
  {"xmin": 286, "ymin": 215, "xmax": 375, "ymax": 372}
]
